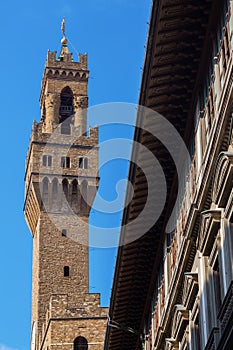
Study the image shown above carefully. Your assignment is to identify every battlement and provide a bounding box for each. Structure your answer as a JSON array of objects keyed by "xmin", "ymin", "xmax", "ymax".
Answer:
[
  {"xmin": 46, "ymin": 50, "xmax": 88, "ymax": 69},
  {"xmin": 39, "ymin": 50, "xmax": 89, "ymax": 134},
  {"xmin": 40, "ymin": 51, "xmax": 89, "ymax": 107}
]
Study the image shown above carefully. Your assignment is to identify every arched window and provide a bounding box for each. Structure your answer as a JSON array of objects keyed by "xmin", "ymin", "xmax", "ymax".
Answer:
[
  {"xmin": 60, "ymin": 86, "xmax": 73, "ymax": 123},
  {"xmin": 62, "ymin": 179, "xmax": 69, "ymax": 199},
  {"xmin": 52, "ymin": 178, "xmax": 58, "ymax": 209},
  {"xmin": 81, "ymin": 180, "xmax": 88, "ymax": 213},
  {"xmin": 81, "ymin": 73, "xmax": 87, "ymax": 80},
  {"xmin": 71, "ymin": 179, "xmax": 78, "ymax": 212},
  {"xmin": 61, "ymin": 178, "xmax": 69, "ymax": 211},
  {"xmin": 42, "ymin": 177, "xmax": 49, "ymax": 207},
  {"xmin": 74, "ymin": 336, "xmax": 88, "ymax": 350},
  {"xmin": 72, "ymin": 180, "xmax": 78, "ymax": 195},
  {"xmin": 52, "ymin": 178, "xmax": 58, "ymax": 195}
]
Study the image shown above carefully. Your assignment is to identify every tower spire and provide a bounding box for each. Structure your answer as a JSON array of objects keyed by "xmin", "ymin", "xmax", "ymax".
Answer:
[{"xmin": 59, "ymin": 18, "xmax": 70, "ymax": 60}]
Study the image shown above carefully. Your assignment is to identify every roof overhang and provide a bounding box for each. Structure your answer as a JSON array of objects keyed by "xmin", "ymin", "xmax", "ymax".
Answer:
[{"xmin": 105, "ymin": 0, "xmax": 218, "ymax": 349}]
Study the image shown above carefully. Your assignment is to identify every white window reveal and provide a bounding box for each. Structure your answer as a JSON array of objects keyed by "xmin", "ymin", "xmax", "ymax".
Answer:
[
  {"xmin": 61, "ymin": 156, "xmax": 71, "ymax": 168},
  {"xmin": 42, "ymin": 155, "xmax": 52, "ymax": 167},
  {"xmin": 78, "ymin": 157, "xmax": 88, "ymax": 169}
]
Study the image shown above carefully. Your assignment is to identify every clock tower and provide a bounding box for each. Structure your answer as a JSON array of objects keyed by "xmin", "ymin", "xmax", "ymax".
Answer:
[{"xmin": 24, "ymin": 23, "xmax": 108, "ymax": 350}]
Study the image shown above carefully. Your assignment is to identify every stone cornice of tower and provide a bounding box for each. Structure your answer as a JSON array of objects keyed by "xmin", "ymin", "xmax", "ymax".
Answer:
[{"xmin": 40, "ymin": 50, "xmax": 89, "ymax": 107}]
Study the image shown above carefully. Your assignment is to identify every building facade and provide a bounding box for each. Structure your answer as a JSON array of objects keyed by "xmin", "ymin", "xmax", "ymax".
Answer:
[
  {"xmin": 24, "ymin": 32, "xmax": 108, "ymax": 349},
  {"xmin": 105, "ymin": 0, "xmax": 233, "ymax": 349}
]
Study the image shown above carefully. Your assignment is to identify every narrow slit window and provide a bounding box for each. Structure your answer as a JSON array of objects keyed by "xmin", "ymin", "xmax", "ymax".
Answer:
[
  {"xmin": 64, "ymin": 266, "xmax": 70, "ymax": 277},
  {"xmin": 62, "ymin": 229, "xmax": 67, "ymax": 237}
]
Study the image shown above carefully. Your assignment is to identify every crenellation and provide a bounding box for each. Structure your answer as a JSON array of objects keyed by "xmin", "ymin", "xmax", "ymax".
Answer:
[{"xmin": 46, "ymin": 50, "xmax": 88, "ymax": 70}]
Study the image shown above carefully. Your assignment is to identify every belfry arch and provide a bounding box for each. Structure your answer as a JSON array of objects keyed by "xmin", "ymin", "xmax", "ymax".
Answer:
[{"xmin": 59, "ymin": 86, "xmax": 74, "ymax": 123}]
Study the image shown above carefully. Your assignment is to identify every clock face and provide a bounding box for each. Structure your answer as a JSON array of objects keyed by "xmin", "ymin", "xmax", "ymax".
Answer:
[{"xmin": 30, "ymin": 321, "xmax": 36, "ymax": 350}]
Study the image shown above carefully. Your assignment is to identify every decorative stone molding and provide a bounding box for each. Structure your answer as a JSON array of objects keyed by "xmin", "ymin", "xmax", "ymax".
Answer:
[
  {"xmin": 212, "ymin": 152, "xmax": 233, "ymax": 207},
  {"xmin": 182, "ymin": 273, "xmax": 198, "ymax": 310},
  {"xmin": 171, "ymin": 305, "xmax": 189, "ymax": 342},
  {"xmin": 198, "ymin": 210, "xmax": 221, "ymax": 254},
  {"xmin": 165, "ymin": 337, "xmax": 178, "ymax": 349},
  {"xmin": 46, "ymin": 68, "xmax": 88, "ymax": 81}
]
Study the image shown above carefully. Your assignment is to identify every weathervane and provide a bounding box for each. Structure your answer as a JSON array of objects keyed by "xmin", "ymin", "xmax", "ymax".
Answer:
[
  {"xmin": 60, "ymin": 17, "xmax": 69, "ymax": 49},
  {"xmin": 61, "ymin": 18, "xmax": 66, "ymax": 37}
]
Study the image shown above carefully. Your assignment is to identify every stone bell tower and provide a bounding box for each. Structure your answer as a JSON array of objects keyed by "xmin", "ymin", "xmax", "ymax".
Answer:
[{"xmin": 24, "ymin": 21, "xmax": 108, "ymax": 350}]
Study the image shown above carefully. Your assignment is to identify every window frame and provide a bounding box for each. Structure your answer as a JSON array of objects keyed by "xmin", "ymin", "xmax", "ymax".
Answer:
[
  {"xmin": 78, "ymin": 157, "xmax": 88, "ymax": 169},
  {"xmin": 64, "ymin": 266, "xmax": 70, "ymax": 277},
  {"xmin": 42, "ymin": 155, "xmax": 52, "ymax": 167},
  {"xmin": 61, "ymin": 156, "xmax": 71, "ymax": 168},
  {"xmin": 62, "ymin": 229, "xmax": 67, "ymax": 237}
]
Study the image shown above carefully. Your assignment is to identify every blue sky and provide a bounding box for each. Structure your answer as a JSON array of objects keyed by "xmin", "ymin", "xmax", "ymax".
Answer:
[{"xmin": 0, "ymin": 1, "xmax": 151, "ymax": 349}]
